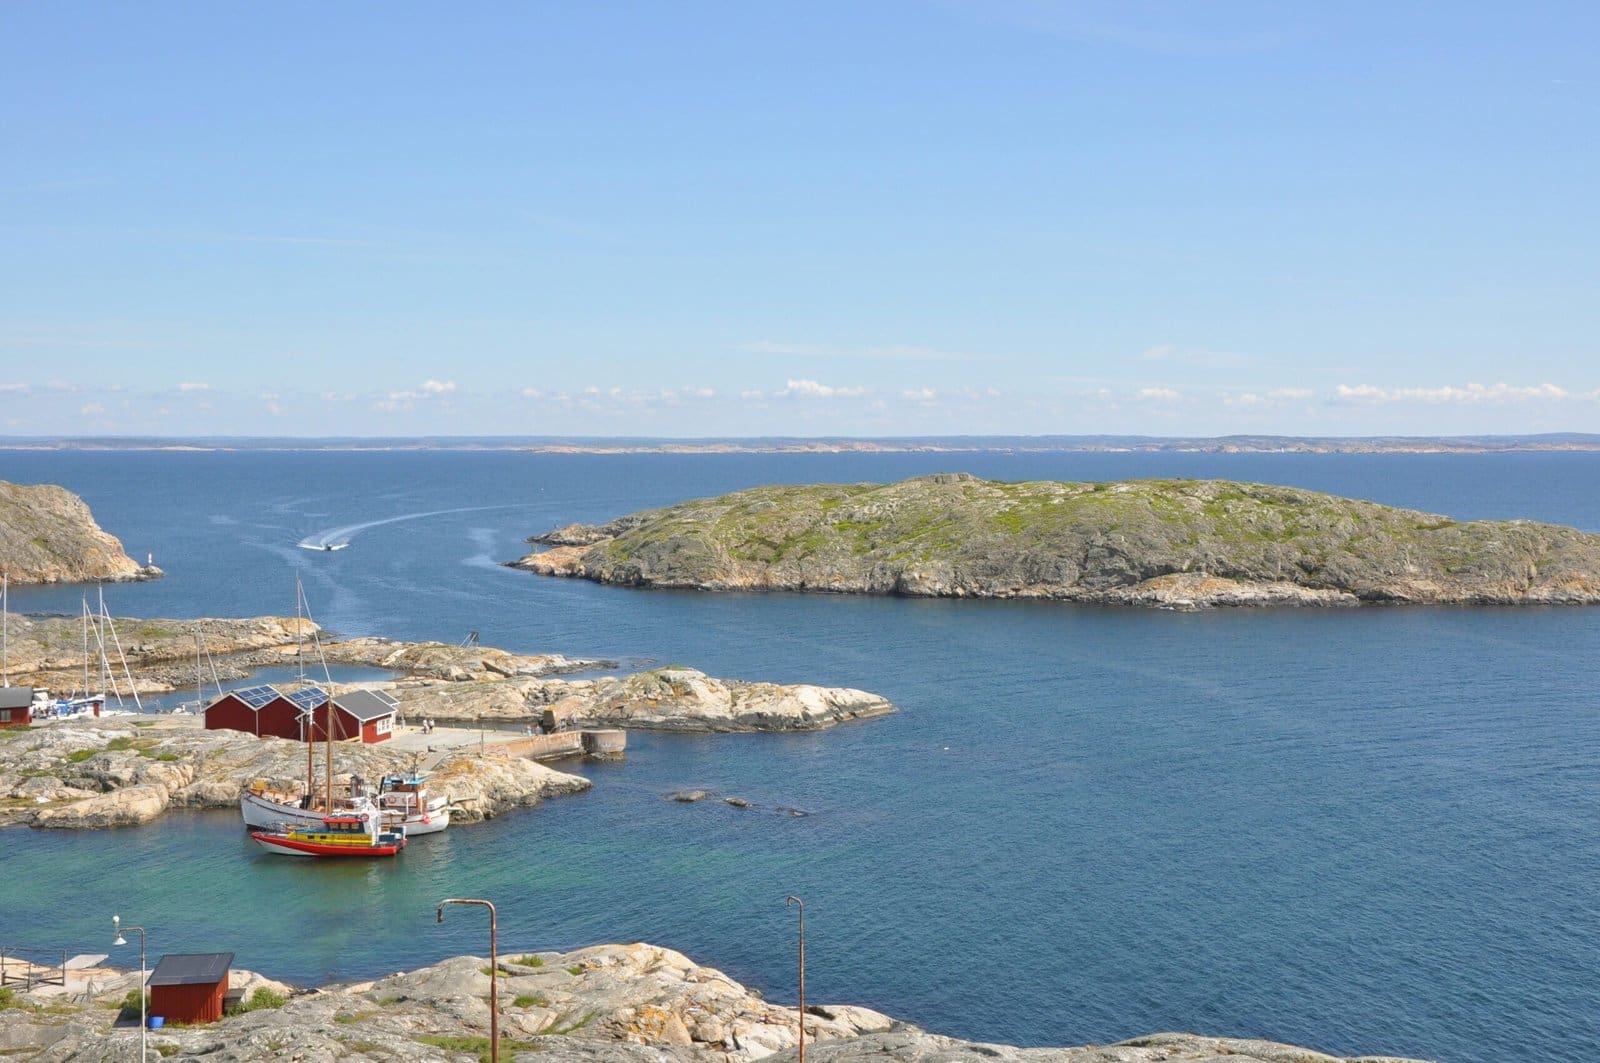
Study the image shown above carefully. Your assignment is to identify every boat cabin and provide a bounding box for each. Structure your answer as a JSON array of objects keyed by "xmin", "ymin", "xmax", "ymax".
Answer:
[
  {"xmin": 0, "ymin": 686, "xmax": 34, "ymax": 728},
  {"xmin": 148, "ymin": 952, "xmax": 234, "ymax": 1026}
]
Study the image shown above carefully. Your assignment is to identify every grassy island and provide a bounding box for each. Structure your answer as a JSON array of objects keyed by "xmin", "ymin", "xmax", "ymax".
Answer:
[{"xmin": 512, "ymin": 473, "xmax": 1600, "ymax": 608}]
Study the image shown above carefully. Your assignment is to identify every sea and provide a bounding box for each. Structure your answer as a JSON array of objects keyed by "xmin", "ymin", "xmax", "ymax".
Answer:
[{"xmin": 1, "ymin": 449, "xmax": 1597, "ymax": 1063}]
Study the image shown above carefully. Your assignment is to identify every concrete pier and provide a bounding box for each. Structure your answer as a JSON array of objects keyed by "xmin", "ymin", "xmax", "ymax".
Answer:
[{"xmin": 482, "ymin": 729, "xmax": 626, "ymax": 761}]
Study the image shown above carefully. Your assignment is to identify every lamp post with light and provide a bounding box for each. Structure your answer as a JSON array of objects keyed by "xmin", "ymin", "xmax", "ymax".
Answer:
[
  {"xmin": 437, "ymin": 898, "xmax": 497, "ymax": 1063},
  {"xmin": 112, "ymin": 915, "xmax": 147, "ymax": 1063},
  {"xmin": 785, "ymin": 895, "xmax": 806, "ymax": 1063}
]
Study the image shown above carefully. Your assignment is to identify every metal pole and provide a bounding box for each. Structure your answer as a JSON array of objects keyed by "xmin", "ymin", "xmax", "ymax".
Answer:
[
  {"xmin": 139, "ymin": 928, "xmax": 146, "ymax": 1063},
  {"xmin": 437, "ymin": 898, "xmax": 498, "ymax": 1063},
  {"xmin": 785, "ymin": 895, "xmax": 805, "ymax": 1063}
]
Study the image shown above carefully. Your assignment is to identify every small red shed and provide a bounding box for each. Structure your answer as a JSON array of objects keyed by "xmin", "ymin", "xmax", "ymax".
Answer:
[
  {"xmin": 303, "ymin": 689, "xmax": 398, "ymax": 744},
  {"xmin": 148, "ymin": 952, "xmax": 233, "ymax": 1026},
  {"xmin": 202, "ymin": 685, "xmax": 284, "ymax": 737},
  {"xmin": 0, "ymin": 687, "xmax": 32, "ymax": 728}
]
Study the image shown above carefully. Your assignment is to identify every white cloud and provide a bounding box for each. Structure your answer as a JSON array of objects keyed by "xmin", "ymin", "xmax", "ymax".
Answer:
[
  {"xmin": 177, "ymin": 381, "xmax": 210, "ymax": 392},
  {"xmin": 1334, "ymin": 382, "xmax": 1572, "ymax": 405},
  {"xmin": 902, "ymin": 387, "xmax": 938, "ymax": 401},
  {"xmin": 521, "ymin": 387, "xmax": 545, "ymax": 399},
  {"xmin": 79, "ymin": 402, "xmax": 105, "ymax": 416},
  {"xmin": 739, "ymin": 389, "xmax": 765, "ymax": 401},
  {"xmin": 1223, "ymin": 386, "xmax": 1316, "ymax": 408},
  {"xmin": 0, "ymin": 383, "xmax": 27, "ymax": 394},
  {"xmin": 1135, "ymin": 386, "xmax": 1182, "ymax": 402},
  {"xmin": 778, "ymin": 378, "xmax": 867, "ymax": 399},
  {"xmin": 373, "ymin": 379, "xmax": 459, "ymax": 412}
]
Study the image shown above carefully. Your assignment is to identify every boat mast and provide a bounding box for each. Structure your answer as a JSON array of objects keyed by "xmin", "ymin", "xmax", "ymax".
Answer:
[
  {"xmin": 81, "ymin": 596, "xmax": 90, "ymax": 697},
  {"xmin": 2, "ymin": 570, "xmax": 8, "ymax": 686},
  {"xmin": 194, "ymin": 621, "xmax": 203, "ymax": 712},
  {"xmin": 298, "ymin": 575, "xmax": 313, "ymax": 803}
]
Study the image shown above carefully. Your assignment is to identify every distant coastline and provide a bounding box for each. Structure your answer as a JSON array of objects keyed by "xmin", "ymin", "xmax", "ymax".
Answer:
[{"xmin": 6, "ymin": 432, "xmax": 1600, "ymax": 454}]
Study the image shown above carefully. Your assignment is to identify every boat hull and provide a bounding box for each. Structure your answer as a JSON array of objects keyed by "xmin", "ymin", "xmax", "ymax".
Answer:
[
  {"xmin": 250, "ymin": 831, "xmax": 403, "ymax": 858},
  {"xmin": 242, "ymin": 787, "xmax": 450, "ymax": 835}
]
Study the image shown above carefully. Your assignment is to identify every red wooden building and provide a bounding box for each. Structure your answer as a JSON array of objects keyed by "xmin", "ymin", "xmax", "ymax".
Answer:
[
  {"xmin": 202, "ymin": 685, "xmax": 306, "ymax": 739},
  {"xmin": 148, "ymin": 952, "xmax": 233, "ymax": 1026},
  {"xmin": 205, "ymin": 685, "xmax": 397, "ymax": 744},
  {"xmin": 303, "ymin": 689, "xmax": 399, "ymax": 744},
  {"xmin": 0, "ymin": 687, "xmax": 33, "ymax": 728}
]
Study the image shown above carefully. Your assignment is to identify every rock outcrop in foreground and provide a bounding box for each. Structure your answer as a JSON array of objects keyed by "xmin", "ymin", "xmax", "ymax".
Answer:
[
  {"xmin": 0, "ymin": 720, "xmax": 589, "ymax": 829},
  {"xmin": 0, "ymin": 480, "xmax": 160, "ymax": 584},
  {"xmin": 511, "ymin": 474, "xmax": 1600, "ymax": 608},
  {"xmin": 7, "ymin": 943, "xmax": 1427, "ymax": 1063}
]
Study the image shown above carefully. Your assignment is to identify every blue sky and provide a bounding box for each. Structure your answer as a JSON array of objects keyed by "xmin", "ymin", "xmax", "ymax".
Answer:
[{"xmin": 2, "ymin": 2, "xmax": 1596, "ymax": 437}]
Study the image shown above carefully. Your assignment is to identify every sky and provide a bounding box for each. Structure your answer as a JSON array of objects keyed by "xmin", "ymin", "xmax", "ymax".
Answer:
[{"xmin": 1, "ymin": 1, "xmax": 1596, "ymax": 438}]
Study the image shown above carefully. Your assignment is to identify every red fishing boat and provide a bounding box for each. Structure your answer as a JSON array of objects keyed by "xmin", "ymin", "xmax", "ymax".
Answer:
[{"xmin": 250, "ymin": 812, "xmax": 406, "ymax": 858}]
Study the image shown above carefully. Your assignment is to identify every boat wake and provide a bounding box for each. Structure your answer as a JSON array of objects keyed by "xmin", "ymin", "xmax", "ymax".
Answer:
[{"xmin": 297, "ymin": 505, "xmax": 527, "ymax": 551}]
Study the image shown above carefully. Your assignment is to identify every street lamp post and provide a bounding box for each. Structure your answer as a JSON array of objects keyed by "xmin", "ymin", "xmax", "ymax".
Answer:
[
  {"xmin": 785, "ymin": 895, "xmax": 806, "ymax": 1063},
  {"xmin": 112, "ymin": 914, "xmax": 147, "ymax": 1063},
  {"xmin": 437, "ymin": 898, "xmax": 498, "ymax": 1063}
]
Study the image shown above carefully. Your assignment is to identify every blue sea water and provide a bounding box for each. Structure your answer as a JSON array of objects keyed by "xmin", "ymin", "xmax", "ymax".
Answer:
[{"xmin": 1, "ymin": 449, "xmax": 1598, "ymax": 1062}]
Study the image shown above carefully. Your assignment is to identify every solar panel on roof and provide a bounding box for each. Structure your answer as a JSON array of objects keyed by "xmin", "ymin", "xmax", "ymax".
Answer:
[
  {"xmin": 231, "ymin": 685, "xmax": 279, "ymax": 709},
  {"xmin": 287, "ymin": 687, "xmax": 328, "ymax": 711}
]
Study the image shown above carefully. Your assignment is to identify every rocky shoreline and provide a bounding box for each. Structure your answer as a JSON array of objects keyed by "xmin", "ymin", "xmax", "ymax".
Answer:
[
  {"xmin": 0, "ymin": 480, "xmax": 161, "ymax": 584},
  {"xmin": 0, "ymin": 718, "xmax": 591, "ymax": 829},
  {"xmin": 510, "ymin": 474, "xmax": 1600, "ymax": 609},
  {"xmin": 384, "ymin": 666, "xmax": 895, "ymax": 733},
  {"xmin": 2, "ymin": 943, "xmax": 1428, "ymax": 1062},
  {"xmin": 0, "ymin": 620, "xmax": 895, "ymax": 829}
]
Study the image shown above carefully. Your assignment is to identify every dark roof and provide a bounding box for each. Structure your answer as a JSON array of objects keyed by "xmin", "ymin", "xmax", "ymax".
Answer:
[
  {"xmin": 148, "ymin": 952, "xmax": 234, "ymax": 987},
  {"xmin": 0, "ymin": 687, "xmax": 34, "ymax": 710},
  {"xmin": 332, "ymin": 689, "xmax": 399, "ymax": 721}
]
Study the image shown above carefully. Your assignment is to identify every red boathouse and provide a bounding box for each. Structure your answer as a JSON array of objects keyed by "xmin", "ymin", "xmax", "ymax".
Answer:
[
  {"xmin": 0, "ymin": 687, "xmax": 32, "ymax": 728},
  {"xmin": 302, "ymin": 689, "xmax": 399, "ymax": 744},
  {"xmin": 148, "ymin": 952, "xmax": 234, "ymax": 1026},
  {"xmin": 206, "ymin": 685, "xmax": 397, "ymax": 744},
  {"xmin": 203, "ymin": 685, "xmax": 307, "ymax": 739}
]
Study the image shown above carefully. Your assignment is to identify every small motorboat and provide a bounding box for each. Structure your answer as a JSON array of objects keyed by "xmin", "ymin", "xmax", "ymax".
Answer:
[{"xmin": 251, "ymin": 812, "xmax": 406, "ymax": 858}]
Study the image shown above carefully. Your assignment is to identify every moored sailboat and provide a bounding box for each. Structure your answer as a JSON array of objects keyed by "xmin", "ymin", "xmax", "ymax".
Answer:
[{"xmin": 237, "ymin": 576, "xmax": 451, "ymax": 837}]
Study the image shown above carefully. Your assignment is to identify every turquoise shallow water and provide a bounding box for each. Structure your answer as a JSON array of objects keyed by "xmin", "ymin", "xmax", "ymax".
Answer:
[{"xmin": 2, "ymin": 450, "xmax": 1598, "ymax": 1062}]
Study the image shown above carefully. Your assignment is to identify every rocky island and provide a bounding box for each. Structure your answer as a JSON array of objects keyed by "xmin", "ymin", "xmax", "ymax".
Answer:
[
  {"xmin": 0, "ymin": 617, "xmax": 894, "ymax": 828},
  {"xmin": 3, "ymin": 943, "xmax": 1426, "ymax": 1062},
  {"xmin": 0, "ymin": 480, "xmax": 161, "ymax": 583},
  {"xmin": 510, "ymin": 473, "xmax": 1600, "ymax": 608}
]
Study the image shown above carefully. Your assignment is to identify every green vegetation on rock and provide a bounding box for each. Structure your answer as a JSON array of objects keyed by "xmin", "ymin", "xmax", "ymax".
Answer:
[{"xmin": 516, "ymin": 473, "xmax": 1600, "ymax": 607}]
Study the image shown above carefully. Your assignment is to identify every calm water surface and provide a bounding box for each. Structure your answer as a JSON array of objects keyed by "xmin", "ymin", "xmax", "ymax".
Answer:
[{"xmin": 1, "ymin": 451, "xmax": 1598, "ymax": 1062}]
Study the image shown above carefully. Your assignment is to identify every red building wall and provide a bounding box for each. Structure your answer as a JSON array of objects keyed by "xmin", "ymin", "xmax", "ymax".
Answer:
[
  {"xmin": 203, "ymin": 696, "xmax": 257, "ymax": 736},
  {"xmin": 304, "ymin": 708, "xmax": 359, "ymax": 744},
  {"xmin": 255, "ymin": 699, "xmax": 309, "ymax": 741},
  {"xmin": 360, "ymin": 716, "xmax": 394, "ymax": 743},
  {"xmin": 150, "ymin": 979, "xmax": 227, "ymax": 1025}
]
